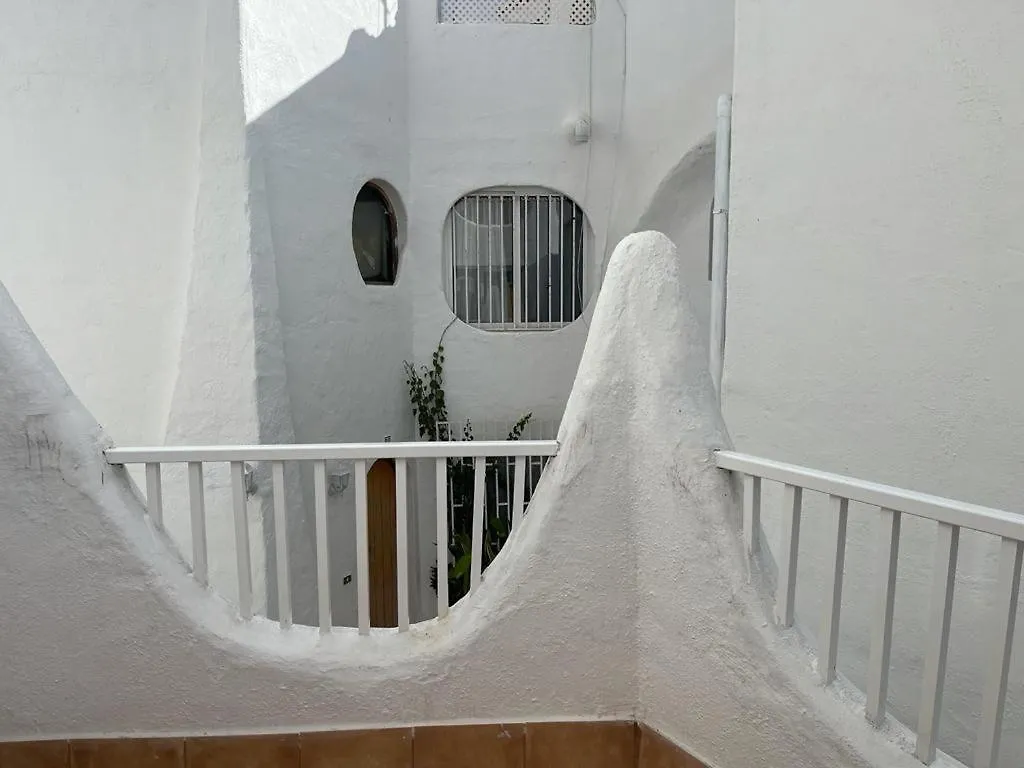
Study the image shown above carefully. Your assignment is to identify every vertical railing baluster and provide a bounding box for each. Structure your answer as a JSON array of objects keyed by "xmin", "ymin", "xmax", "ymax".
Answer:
[
  {"xmin": 974, "ymin": 537, "xmax": 1024, "ymax": 768},
  {"xmin": 820, "ymin": 495, "xmax": 849, "ymax": 685},
  {"xmin": 187, "ymin": 461, "xmax": 208, "ymax": 586},
  {"xmin": 511, "ymin": 455, "xmax": 527, "ymax": 530},
  {"xmin": 743, "ymin": 474, "xmax": 761, "ymax": 556},
  {"xmin": 396, "ymin": 458, "xmax": 410, "ymax": 632},
  {"xmin": 916, "ymin": 522, "xmax": 960, "ymax": 763},
  {"xmin": 313, "ymin": 460, "xmax": 331, "ymax": 633},
  {"xmin": 230, "ymin": 461, "xmax": 253, "ymax": 620},
  {"xmin": 272, "ymin": 461, "xmax": 291, "ymax": 628},
  {"xmin": 436, "ymin": 457, "xmax": 449, "ymax": 619},
  {"xmin": 355, "ymin": 459, "xmax": 370, "ymax": 635},
  {"xmin": 470, "ymin": 456, "xmax": 486, "ymax": 592},
  {"xmin": 776, "ymin": 484, "xmax": 803, "ymax": 627},
  {"xmin": 866, "ymin": 507, "xmax": 902, "ymax": 725},
  {"xmin": 145, "ymin": 463, "xmax": 163, "ymax": 529}
]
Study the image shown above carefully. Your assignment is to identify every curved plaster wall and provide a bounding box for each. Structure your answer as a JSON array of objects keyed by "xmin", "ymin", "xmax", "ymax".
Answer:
[
  {"xmin": 0, "ymin": 0, "xmax": 205, "ymax": 448},
  {"xmin": 724, "ymin": 1, "xmax": 1024, "ymax": 762},
  {"xmin": 0, "ymin": 235, "xmax": 952, "ymax": 768},
  {"xmin": 239, "ymin": 0, "xmax": 735, "ymax": 625},
  {"xmin": 0, "ymin": 0, "xmax": 276, "ymax": 615}
]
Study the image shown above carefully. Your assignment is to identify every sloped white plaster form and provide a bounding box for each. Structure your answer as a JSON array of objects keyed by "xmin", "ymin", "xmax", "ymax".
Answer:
[
  {"xmin": 0, "ymin": 0, "xmax": 205, "ymax": 449},
  {"xmin": 0, "ymin": 235, "xmax": 952, "ymax": 768},
  {"xmin": 725, "ymin": 2, "xmax": 1024, "ymax": 763}
]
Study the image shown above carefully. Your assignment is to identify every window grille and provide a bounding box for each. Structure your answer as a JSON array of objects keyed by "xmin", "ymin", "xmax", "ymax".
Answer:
[
  {"xmin": 439, "ymin": 0, "xmax": 595, "ymax": 25},
  {"xmin": 448, "ymin": 190, "xmax": 588, "ymax": 330}
]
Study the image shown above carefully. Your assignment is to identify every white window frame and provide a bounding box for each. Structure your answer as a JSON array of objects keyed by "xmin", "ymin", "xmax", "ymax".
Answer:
[{"xmin": 444, "ymin": 186, "xmax": 590, "ymax": 331}]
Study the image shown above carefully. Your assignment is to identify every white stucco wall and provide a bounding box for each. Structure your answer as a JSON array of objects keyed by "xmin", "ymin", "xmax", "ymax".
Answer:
[
  {"xmin": 0, "ymin": 0, "xmax": 205, "ymax": 447},
  {"xmin": 725, "ymin": 2, "xmax": 1024, "ymax": 763},
  {"xmin": 161, "ymin": 0, "xmax": 269, "ymax": 617},
  {"xmin": 0, "ymin": 235, "xmax": 949, "ymax": 768},
  {"xmin": 0, "ymin": 0, "xmax": 269, "ymax": 614},
  {"xmin": 238, "ymin": 0, "xmax": 734, "ymax": 623}
]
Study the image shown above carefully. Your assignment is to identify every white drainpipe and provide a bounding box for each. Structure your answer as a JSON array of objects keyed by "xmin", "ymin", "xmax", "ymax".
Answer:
[{"xmin": 709, "ymin": 94, "xmax": 733, "ymax": 400}]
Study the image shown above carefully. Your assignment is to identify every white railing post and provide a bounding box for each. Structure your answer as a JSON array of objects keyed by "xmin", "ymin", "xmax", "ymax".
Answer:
[
  {"xmin": 436, "ymin": 457, "xmax": 449, "ymax": 619},
  {"xmin": 866, "ymin": 507, "xmax": 902, "ymax": 726},
  {"xmin": 776, "ymin": 484, "xmax": 802, "ymax": 627},
  {"xmin": 974, "ymin": 537, "xmax": 1023, "ymax": 768},
  {"xmin": 820, "ymin": 495, "xmax": 849, "ymax": 685},
  {"xmin": 230, "ymin": 461, "xmax": 253, "ymax": 620},
  {"xmin": 470, "ymin": 456, "xmax": 486, "ymax": 593},
  {"xmin": 511, "ymin": 455, "xmax": 527, "ymax": 530},
  {"xmin": 743, "ymin": 474, "xmax": 761, "ymax": 556},
  {"xmin": 144, "ymin": 463, "xmax": 163, "ymax": 529},
  {"xmin": 916, "ymin": 522, "xmax": 960, "ymax": 763},
  {"xmin": 271, "ymin": 461, "xmax": 291, "ymax": 628},
  {"xmin": 313, "ymin": 460, "xmax": 331, "ymax": 633},
  {"xmin": 395, "ymin": 458, "xmax": 410, "ymax": 632},
  {"xmin": 354, "ymin": 459, "xmax": 370, "ymax": 635},
  {"xmin": 187, "ymin": 461, "xmax": 208, "ymax": 586}
]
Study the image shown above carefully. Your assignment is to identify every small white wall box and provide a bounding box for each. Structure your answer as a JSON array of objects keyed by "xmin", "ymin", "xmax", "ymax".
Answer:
[{"xmin": 571, "ymin": 116, "xmax": 592, "ymax": 144}]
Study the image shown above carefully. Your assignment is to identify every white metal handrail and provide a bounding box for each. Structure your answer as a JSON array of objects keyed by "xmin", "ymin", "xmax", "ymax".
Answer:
[
  {"xmin": 715, "ymin": 449, "xmax": 1023, "ymax": 768},
  {"xmin": 105, "ymin": 440, "xmax": 556, "ymax": 464},
  {"xmin": 105, "ymin": 440, "xmax": 558, "ymax": 636}
]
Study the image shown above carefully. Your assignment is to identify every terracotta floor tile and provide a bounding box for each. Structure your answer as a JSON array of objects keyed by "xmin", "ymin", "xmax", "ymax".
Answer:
[
  {"xmin": 69, "ymin": 738, "xmax": 184, "ymax": 768},
  {"xmin": 637, "ymin": 726, "xmax": 705, "ymax": 768},
  {"xmin": 0, "ymin": 741, "xmax": 68, "ymax": 768},
  {"xmin": 186, "ymin": 735, "xmax": 299, "ymax": 768},
  {"xmin": 301, "ymin": 729, "xmax": 412, "ymax": 768},
  {"xmin": 525, "ymin": 721, "xmax": 635, "ymax": 768},
  {"xmin": 413, "ymin": 724, "xmax": 524, "ymax": 768}
]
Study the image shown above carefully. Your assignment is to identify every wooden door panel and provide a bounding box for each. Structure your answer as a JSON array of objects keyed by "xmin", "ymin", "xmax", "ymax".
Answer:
[{"xmin": 367, "ymin": 460, "xmax": 398, "ymax": 627}]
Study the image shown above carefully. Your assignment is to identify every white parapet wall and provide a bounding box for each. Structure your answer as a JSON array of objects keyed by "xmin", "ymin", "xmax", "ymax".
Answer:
[{"xmin": 0, "ymin": 234, "xmax": 945, "ymax": 768}]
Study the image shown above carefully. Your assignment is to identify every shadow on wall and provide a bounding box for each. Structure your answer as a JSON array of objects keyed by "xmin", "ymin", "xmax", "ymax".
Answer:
[
  {"xmin": 246, "ymin": 16, "xmax": 413, "ymax": 626},
  {"xmin": 633, "ymin": 138, "xmax": 716, "ymax": 342}
]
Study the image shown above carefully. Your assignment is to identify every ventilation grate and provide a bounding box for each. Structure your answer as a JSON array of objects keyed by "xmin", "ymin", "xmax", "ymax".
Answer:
[{"xmin": 439, "ymin": 0, "xmax": 595, "ymax": 25}]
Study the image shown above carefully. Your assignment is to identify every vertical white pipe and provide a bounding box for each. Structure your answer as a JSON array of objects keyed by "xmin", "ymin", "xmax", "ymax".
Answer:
[{"xmin": 710, "ymin": 94, "xmax": 733, "ymax": 400}]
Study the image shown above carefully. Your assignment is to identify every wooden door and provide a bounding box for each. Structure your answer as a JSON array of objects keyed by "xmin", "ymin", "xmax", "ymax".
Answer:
[{"xmin": 367, "ymin": 459, "xmax": 398, "ymax": 627}]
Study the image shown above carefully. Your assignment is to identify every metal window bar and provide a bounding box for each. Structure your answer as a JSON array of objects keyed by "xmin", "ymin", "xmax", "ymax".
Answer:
[{"xmin": 452, "ymin": 191, "xmax": 585, "ymax": 329}]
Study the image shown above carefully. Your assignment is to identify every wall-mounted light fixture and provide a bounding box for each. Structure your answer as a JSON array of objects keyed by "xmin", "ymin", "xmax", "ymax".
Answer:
[
  {"xmin": 570, "ymin": 116, "xmax": 592, "ymax": 144},
  {"xmin": 244, "ymin": 463, "xmax": 257, "ymax": 497},
  {"xmin": 328, "ymin": 468, "xmax": 351, "ymax": 497}
]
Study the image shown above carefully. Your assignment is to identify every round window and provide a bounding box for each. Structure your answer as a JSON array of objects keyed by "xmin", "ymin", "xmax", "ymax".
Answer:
[{"xmin": 352, "ymin": 182, "xmax": 399, "ymax": 285}]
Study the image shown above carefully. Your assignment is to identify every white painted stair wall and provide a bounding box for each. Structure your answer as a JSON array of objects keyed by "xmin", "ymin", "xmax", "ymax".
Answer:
[{"xmin": 0, "ymin": 233, "xmax": 950, "ymax": 768}]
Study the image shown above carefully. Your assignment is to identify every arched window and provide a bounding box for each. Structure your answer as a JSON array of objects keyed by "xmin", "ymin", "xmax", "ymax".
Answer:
[
  {"xmin": 445, "ymin": 188, "xmax": 589, "ymax": 329},
  {"xmin": 352, "ymin": 182, "xmax": 399, "ymax": 285}
]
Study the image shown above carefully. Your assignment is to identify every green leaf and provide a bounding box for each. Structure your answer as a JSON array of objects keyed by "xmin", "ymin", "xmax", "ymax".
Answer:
[{"xmin": 450, "ymin": 553, "xmax": 472, "ymax": 579}]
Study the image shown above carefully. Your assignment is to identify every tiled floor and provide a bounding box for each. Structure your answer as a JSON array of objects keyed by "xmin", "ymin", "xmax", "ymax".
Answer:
[{"xmin": 0, "ymin": 721, "xmax": 705, "ymax": 768}]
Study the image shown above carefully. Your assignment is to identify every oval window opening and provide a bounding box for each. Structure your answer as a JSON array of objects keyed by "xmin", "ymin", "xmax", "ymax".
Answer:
[
  {"xmin": 444, "ymin": 188, "xmax": 590, "ymax": 329},
  {"xmin": 352, "ymin": 182, "xmax": 399, "ymax": 285}
]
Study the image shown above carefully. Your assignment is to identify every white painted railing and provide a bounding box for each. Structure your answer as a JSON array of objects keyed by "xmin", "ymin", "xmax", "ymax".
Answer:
[
  {"xmin": 105, "ymin": 441, "xmax": 558, "ymax": 634},
  {"xmin": 716, "ymin": 451, "xmax": 1024, "ymax": 768}
]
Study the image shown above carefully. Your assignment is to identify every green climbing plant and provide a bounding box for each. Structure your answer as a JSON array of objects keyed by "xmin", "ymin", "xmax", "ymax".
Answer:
[{"xmin": 405, "ymin": 344, "xmax": 532, "ymax": 604}]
